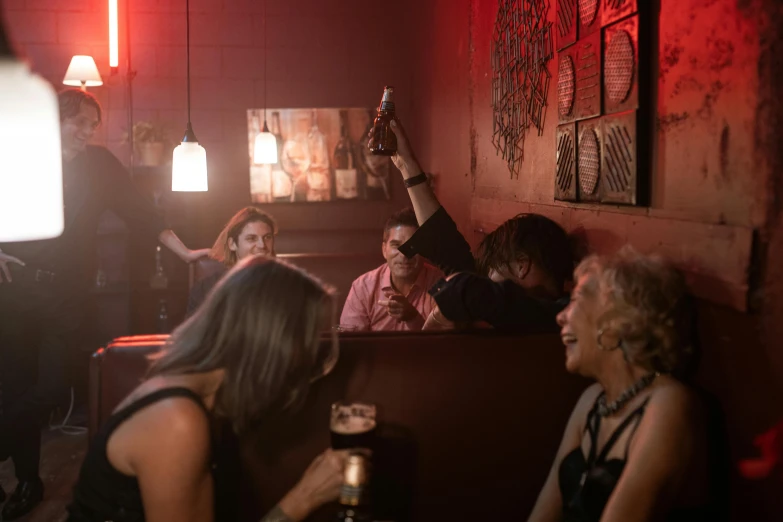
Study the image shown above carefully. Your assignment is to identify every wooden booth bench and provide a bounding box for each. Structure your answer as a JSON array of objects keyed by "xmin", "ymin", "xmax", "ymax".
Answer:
[{"xmin": 90, "ymin": 331, "xmax": 587, "ymax": 521}]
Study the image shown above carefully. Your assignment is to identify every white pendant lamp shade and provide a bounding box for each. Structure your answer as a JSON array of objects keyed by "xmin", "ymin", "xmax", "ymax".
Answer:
[
  {"xmin": 63, "ymin": 55, "xmax": 103, "ymax": 88},
  {"xmin": 173, "ymin": 0, "xmax": 209, "ymax": 192},
  {"xmin": 172, "ymin": 140, "xmax": 208, "ymax": 192},
  {"xmin": 253, "ymin": 129, "xmax": 278, "ymax": 164},
  {"xmin": 0, "ymin": 60, "xmax": 64, "ymax": 241},
  {"xmin": 255, "ymin": 0, "xmax": 276, "ymax": 166}
]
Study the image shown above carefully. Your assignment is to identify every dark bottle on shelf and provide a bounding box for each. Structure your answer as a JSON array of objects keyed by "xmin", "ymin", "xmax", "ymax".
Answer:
[
  {"xmin": 335, "ymin": 452, "xmax": 372, "ymax": 522},
  {"xmin": 367, "ymin": 86, "xmax": 397, "ymax": 156},
  {"xmin": 157, "ymin": 298, "xmax": 169, "ymax": 334},
  {"xmin": 149, "ymin": 245, "xmax": 168, "ymax": 289}
]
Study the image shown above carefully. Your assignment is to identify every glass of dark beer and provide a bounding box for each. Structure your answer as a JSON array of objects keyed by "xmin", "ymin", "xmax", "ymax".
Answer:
[{"xmin": 330, "ymin": 401, "xmax": 377, "ymax": 450}]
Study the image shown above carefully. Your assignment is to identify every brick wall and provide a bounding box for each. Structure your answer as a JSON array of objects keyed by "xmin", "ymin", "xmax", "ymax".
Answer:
[{"xmin": 3, "ymin": 0, "xmax": 417, "ymax": 249}]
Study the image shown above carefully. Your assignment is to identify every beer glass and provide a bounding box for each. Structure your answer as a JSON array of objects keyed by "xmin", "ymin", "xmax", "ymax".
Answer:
[{"xmin": 330, "ymin": 401, "xmax": 377, "ymax": 450}]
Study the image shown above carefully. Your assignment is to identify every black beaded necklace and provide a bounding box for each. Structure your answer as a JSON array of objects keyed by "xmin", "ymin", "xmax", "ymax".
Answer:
[{"xmin": 596, "ymin": 372, "xmax": 658, "ymax": 417}]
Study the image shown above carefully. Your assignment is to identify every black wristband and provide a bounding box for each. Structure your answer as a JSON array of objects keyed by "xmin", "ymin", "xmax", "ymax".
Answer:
[{"xmin": 404, "ymin": 172, "xmax": 428, "ymax": 188}]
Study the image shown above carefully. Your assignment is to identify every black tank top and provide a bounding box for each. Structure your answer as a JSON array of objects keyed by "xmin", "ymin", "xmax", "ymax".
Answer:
[
  {"xmin": 67, "ymin": 387, "xmax": 223, "ymax": 522},
  {"xmin": 558, "ymin": 394, "xmax": 709, "ymax": 522}
]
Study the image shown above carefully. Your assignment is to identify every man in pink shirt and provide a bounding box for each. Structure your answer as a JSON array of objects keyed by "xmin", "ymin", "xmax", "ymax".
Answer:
[{"xmin": 340, "ymin": 208, "xmax": 443, "ymax": 331}]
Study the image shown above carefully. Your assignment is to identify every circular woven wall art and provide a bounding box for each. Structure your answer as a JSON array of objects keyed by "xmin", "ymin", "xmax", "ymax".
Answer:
[
  {"xmin": 578, "ymin": 0, "xmax": 598, "ymax": 26},
  {"xmin": 558, "ymin": 56, "xmax": 575, "ymax": 116},
  {"xmin": 605, "ymin": 30, "xmax": 635, "ymax": 103},
  {"xmin": 579, "ymin": 128, "xmax": 600, "ymax": 195}
]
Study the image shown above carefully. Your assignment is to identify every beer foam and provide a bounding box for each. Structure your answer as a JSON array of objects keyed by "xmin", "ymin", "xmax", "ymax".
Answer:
[{"xmin": 332, "ymin": 415, "xmax": 376, "ymax": 434}]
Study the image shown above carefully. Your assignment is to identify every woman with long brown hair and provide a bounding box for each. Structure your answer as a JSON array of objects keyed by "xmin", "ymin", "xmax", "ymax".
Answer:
[
  {"xmin": 188, "ymin": 206, "xmax": 278, "ymax": 313},
  {"xmin": 68, "ymin": 256, "xmax": 346, "ymax": 522}
]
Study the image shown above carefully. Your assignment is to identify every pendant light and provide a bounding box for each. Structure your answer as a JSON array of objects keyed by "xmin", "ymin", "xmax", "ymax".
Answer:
[
  {"xmin": 0, "ymin": 0, "xmax": 64, "ymax": 241},
  {"xmin": 252, "ymin": 0, "xmax": 277, "ymax": 165},
  {"xmin": 172, "ymin": 0, "xmax": 208, "ymax": 192}
]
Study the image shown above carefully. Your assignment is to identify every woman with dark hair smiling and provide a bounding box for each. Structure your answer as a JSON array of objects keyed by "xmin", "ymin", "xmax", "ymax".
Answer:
[
  {"xmin": 528, "ymin": 248, "xmax": 711, "ymax": 522},
  {"xmin": 68, "ymin": 256, "xmax": 346, "ymax": 522}
]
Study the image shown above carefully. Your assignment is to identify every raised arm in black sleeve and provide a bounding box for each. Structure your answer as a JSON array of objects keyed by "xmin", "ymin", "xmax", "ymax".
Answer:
[
  {"xmin": 429, "ymin": 272, "xmax": 567, "ymax": 333},
  {"xmin": 397, "ymin": 206, "xmax": 476, "ymax": 276},
  {"xmin": 97, "ymin": 147, "xmax": 168, "ymax": 240}
]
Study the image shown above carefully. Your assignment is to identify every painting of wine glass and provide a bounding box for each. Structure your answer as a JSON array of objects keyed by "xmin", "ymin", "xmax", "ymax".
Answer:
[{"xmin": 247, "ymin": 108, "xmax": 393, "ymax": 203}]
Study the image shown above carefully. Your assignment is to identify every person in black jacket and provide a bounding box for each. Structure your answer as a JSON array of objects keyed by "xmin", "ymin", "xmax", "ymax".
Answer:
[
  {"xmin": 387, "ymin": 118, "xmax": 575, "ymax": 333},
  {"xmin": 0, "ymin": 89, "xmax": 209, "ymax": 520}
]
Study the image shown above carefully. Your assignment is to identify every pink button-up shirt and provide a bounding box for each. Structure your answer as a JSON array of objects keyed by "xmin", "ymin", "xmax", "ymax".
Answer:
[{"xmin": 340, "ymin": 262, "xmax": 443, "ymax": 331}]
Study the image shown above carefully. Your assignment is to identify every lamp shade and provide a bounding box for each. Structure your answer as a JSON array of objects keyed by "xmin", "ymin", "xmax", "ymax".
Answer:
[
  {"xmin": 171, "ymin": 141, "xmax": 208, "ymax": 191},
  {"xmin": 0, "ymin": 60, "xmax": 64, "ymax": 241},
  {"xmin": 63, "ymin": 55, "xmax": 103, "ymax": 87},
  {"xmin": 253, "ymin": 131, "xmax": 278, "ymax": 164}
]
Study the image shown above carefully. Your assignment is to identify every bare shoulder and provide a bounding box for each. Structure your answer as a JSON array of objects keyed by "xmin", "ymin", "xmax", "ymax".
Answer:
[
  {"xmin": 140, "ymin": 396, "xmax": 211, "ymax": 442},
  {"xmin": 109, "ymin": 395, "xmax": 211, "ymax": 476},
  {"xmin": 640, "ymin": 377, "xmax": 703, "ymax": 438},
  {"xmin": 648, "ymin": 377, "xmax": 700, "ymax": 417},
  {"xmin": 118, "ymin": 396, "xmax": 210, "ymax": 446}
]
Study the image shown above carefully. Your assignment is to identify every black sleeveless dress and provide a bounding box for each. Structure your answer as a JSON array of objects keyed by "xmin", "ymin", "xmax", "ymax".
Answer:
[
  {"xmin": 67, "ymin": 387, "xmax": 239, "ymax": 522},
  {"xmin": 558, "ymin": 395, "xmax": 709, "ymax": 522}
]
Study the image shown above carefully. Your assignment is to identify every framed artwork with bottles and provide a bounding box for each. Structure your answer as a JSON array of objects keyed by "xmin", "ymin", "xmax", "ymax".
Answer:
[{"xmin": 246, "ymin": 108, "xmax": 393, "ymax": 203}]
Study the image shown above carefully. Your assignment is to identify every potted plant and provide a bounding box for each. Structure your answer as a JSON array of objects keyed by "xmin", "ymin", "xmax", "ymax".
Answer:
[{"xmin": 125, "ymin": 121, "xmax": 171, "ymax": 166}]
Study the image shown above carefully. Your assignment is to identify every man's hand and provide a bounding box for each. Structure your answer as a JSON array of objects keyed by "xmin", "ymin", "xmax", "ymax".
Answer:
[
  {"xmin": 378, "ymin": 292, "xmax": 419, "ymax": 322},
  {"xmin": 182, "ymin": 248, "xmax": 211, "ymax": 264},
  {"xmin": 0, "ymin": 249, "xmax": 25, "ymax": 283},
  {"xmin": 389, "ymin": 119, "xmax": 422, "ymax": 178}
]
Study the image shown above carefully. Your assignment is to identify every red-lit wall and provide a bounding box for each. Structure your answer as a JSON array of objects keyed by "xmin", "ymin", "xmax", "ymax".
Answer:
[
  {"xmin": 404, "ymin": 0, "xmax": 474, "ymax": 237},
  {"xmin": 4, "ymin": 0, "xmax": 782, "ymax": 517},
  {"xmin": 408, "ymin": 0, "xmax": 783, "ymax": 519},
  {"xmin": 3, "ymin": 0, "xmax": 418, "ymax": 254}
]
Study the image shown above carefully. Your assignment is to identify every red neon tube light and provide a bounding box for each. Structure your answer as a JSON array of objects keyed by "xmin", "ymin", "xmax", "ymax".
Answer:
[{"xmin": 108, "ymin": 0, "xmax": 118, "ymax": 68}]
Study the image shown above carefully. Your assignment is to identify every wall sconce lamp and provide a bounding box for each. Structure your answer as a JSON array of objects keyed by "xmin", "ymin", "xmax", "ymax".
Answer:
[
  {"xmin": 63, "ymin": 55, "xmax": 103, "ymax": 90},
  {"xmin": 0, "ymin": 4, "xmax": 64, "ymax": 241}
]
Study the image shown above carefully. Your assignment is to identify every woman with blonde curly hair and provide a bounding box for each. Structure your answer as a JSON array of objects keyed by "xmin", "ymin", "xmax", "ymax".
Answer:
[{"xmin": 528, "ymin": 248, "xmax": 710, "ymax": 522}]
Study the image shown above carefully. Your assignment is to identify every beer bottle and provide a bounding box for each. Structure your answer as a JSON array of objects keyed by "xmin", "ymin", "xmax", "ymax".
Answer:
[
  {"xmin": 367, "ymin": 86, "xmax": 397, "ymax": 156},
  {"xmin": 335, "ymin": 452, "xmax": 372, "ymax": 522}
]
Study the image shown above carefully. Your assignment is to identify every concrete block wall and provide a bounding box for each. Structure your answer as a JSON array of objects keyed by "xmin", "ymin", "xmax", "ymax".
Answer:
[{"xmin": 3, "ymin": 0, "xmax": 417, "ymax": 246}]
